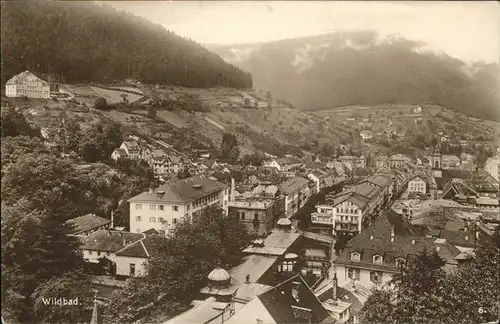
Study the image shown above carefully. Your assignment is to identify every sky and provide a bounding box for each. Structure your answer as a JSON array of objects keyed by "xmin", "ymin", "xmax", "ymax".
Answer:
[{"xmin": 106, "ymin": 1, "xmax": 500, "ymax": 64}]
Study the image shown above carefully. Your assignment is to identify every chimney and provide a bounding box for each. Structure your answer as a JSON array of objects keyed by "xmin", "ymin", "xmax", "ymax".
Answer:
[
  {"xmin": 231, "ymin": 178, "xmax": 236, "ymax": 201},
  {"xmin": 106, "ymin": 230, "xmax": 110, "ymax": 236},
  {"xmin": 332, "ymin": 273, "xmax": 338, "ymax": 303},
  {"xmin": 436, "ymin": 246, "xmax": 440, "ymax": 252},
  {"xmin": 245, "ymin": 274, "xmax": 250, "ymax": 284},
  {"xmin": 149, "ymin": 187, "xmax": 154, "ymax": 194}
]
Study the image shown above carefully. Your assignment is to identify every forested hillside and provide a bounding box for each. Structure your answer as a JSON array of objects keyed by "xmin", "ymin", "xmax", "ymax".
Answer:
[
  {"xmin": 209, "ymin": 32, "xmax": 500, "ymax": 121},
  {"xmin": 1, "ymin": 0, "xmax": 252, "ymax": 88}
]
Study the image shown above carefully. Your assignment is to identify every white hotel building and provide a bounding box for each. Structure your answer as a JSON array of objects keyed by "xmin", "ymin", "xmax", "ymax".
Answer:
[
  {"xmin": 129, "ymin": 175, "xmax": 229, "ymax": 234},
  {"xmin": 5, "ymin": 71, "xmax": 50, "ymax": 99}
]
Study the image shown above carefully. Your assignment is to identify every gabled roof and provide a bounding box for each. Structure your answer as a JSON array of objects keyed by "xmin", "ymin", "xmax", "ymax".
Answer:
[
  {"xmin": 226, "ymin": 274, "xmax": 332, "ymax": 324},
  {"xmin": 6, "ymin": 71, "xmax": 48, "ymax": 85},
  {"xmin": 80, "ymin": 230, "xmax": 145, "ymax": 252},
  {"xmin": 130, "ymin": 175, "xmax": 227, "ymax": 203},
  {"xmin": 115, "ymin": 235, "xmax": 158, "ymax": 258},
  {"xmin": 66, "ymin": 214, "xmax": 111, "ymax": 234}
]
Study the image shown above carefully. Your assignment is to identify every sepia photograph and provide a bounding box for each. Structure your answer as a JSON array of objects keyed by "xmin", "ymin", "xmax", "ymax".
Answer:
[{"xmin": 1, "ymin": 1, "xmax": 499, "ymax": 324}]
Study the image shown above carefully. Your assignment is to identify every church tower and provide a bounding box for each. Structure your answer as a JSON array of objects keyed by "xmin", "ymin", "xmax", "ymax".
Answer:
[{"xmin": 432, "ymin": 142, "xmax": 442, "ymax": 179}]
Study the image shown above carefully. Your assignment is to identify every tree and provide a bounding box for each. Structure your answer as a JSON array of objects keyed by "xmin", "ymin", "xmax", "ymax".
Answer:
[
  {"xmin": 220, "ymin": 132, "xmax": 240, "ymax": 163},
  {"xmin": 2, "ymin": 199, "xmax": 84, "ymax": 323},
  {"xmin": 148, "ymin": 105, "xmax": 157, "ymax": 119},
  {"xmin": 94, "ymin": 97, "xmax": 108, "ymax": 110},
  {"xmin": 1, "ymin": 107, "xmax": 41, "ymax": 138},
  {"xmin": 474, "ymin": 147, "xmax": 488, "ymax": 168},
  {"xmin": 360, "ymin": 241, "xmax": 500, "ymax": 324},
  {"xmin": 107, "ymin": 206, "xmax": 250, "ymax": 322},
  {"xmin": 32, "ymin": 272, "xmax": 95, "ymax": 324},
  {"xmin": 57, "ymin": 119, "xmax": 82, "ymax": 154},
  {"xmin": 79, "ymin": 123, "xmax": 122, "ymax": 162}
]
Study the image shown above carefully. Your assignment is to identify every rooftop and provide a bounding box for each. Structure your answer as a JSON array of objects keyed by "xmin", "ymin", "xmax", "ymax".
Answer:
[
  {"xmin": 66, "ymin": 214, "xmax": 111, "ymax": 234},
  {"xmin": 162, "ymin": 297, "xmax": 227, "ymax": 324},
  {"xmin": 243, "ymin": 229, "xmax": 301, "ymax": 256},
  {"xmin": 278, "ymin": 177, "xmax": 309, "ymax": 195},
  {"xmin": 80, "ymin": 230, "xmax": 145, "ymax": 253},
  {"xmin": 130, "ymin": 175, "xmax": 227, "ymax": 203}
]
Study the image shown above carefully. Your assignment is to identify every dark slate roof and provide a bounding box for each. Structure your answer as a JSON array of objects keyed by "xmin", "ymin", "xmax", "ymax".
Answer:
[
  {"xmin": 130, "ymin": 175, "xmax": 227, "ymax": 203},
  {"xmin": 278, "ymin": 177, "xmax": 309, "ymax": 195},
  {"xmin": 257, "ymin": 274, "xmax": 332, "ymax": 324},
  {"xmin": 80, "ymin": 230, "xmax": 144, "ymax": 252},
  {"xmin": 114, "ymin": 235, "xmax": 159, "ymax": 258},
  {"xmin": 335, "ymin": 211, "xmax": 460, "ymax": 271},
  {"xmin": 436, "ymin": 169, "xmax": 499, "ymax": 190},
  {"xmin": 66, "ymin": 214, "xmax": 111, "ymax": 234}
]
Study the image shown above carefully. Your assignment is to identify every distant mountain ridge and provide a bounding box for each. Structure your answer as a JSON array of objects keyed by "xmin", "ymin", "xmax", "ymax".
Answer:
[
  {"xmin": 1, "ymin": 0, "xmax": 252, "ymax": 88},
  {"xmin": 207, "ymin": 31, "xmax": 500, "ymax": 121}
]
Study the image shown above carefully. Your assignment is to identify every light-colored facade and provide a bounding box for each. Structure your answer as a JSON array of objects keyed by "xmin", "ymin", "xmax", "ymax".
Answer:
[
  {"xmin": 390, "ymin": 154, "xmax": 412, "ymax": 169},
  {"xmin": 485, "ymin": 154, "xmax": 500, "ymax": 182},
  {"xmin": 360, "ymin": 130, "xmax": 373, "ymax": 140},
  {"xmin": 407, "ymin": 177, "xmax": 427, "ymax": 195},
  {"xmin": 338, "ymin": 156, "xmax": 366, "ymax": 169},
  {"xmin": 278, "ymin": 177, "xmax": 310, "ymax": 218},
  {"xmin": 129, "ymin": 176, "xmax": 229, "ymax": 234},
  {"xmin": 5, "ymin": 71, "xmax": 50, "ymax": 99},
  {"xmin": 114, "ymin": 255, "xmax": 148, "ymax": 277},
  {"xmin": 228, "ymin": 196, "xmax": 285, "ymax": 236}
]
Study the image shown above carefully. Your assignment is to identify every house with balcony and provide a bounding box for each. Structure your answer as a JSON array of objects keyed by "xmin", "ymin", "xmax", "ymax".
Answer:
[
  {"xmin": 128, "ymin": 175, "xmax": 229, "ymax": 234},
  {"xmin": 278, "ymin": 177, "xmax": 310, "ymax": 218}
]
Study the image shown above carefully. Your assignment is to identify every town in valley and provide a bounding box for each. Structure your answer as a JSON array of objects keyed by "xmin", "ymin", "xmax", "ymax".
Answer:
[{"xmin": 1, "ymin": 1, "xmax": 499, "ymax": 324}]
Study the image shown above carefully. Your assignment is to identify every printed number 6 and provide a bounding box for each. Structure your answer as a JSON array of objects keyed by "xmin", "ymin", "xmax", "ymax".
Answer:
[{"xmin": 478, "ymin": 307, "xmax": 484, "ymax": 314}]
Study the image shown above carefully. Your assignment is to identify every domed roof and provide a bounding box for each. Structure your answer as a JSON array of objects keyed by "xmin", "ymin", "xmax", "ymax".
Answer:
[
  {"xmin": 208, "ymin": 267, "xmax": 230, "ymax": 282},
  {"xmin": 277, "ymin": 217, "xmax": 292, "ymax": 226}
]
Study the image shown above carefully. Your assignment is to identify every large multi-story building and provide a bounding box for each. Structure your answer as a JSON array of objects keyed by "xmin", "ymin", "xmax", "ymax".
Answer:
[
  {"xmin": 128, "ymin": 175, "xmax": 229, "ymax": 234},
  {"xmin": 5, "ymin": 71, "xmax": 50, "ymax": 99},
  {"xmin": 389, "ymin": 154, "xmax": 412, "ymax": 169},
  {"xmin": 278, "ymin": 177, "xmax": 310, "ymax": 218},
  {"xmin": 228, "ymin": 195, "xmax": 285, "ymax": 236},
  {"xmin": 312, "ymin": 174, "xmax": 395, "ymax": 235}
]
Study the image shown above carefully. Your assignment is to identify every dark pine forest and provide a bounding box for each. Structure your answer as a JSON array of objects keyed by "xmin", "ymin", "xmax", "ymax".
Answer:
[{"xmin": 0, "ymin": 0, "xmax": 253, "ymax": 88}]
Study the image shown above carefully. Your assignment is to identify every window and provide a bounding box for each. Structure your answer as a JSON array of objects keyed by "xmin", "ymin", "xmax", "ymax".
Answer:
[
  {"xmin": 158, "ymin": 217, "xmax": 164, "ymax": 223},
  {"xmin": 136, "ymin": 216, "xmax": 142, "ymax": 222},
  {"xmin": 158, "ymin": 205, "xmax": 164, "ymax": 211},
  {"xmin": 149, "ymin": 204, "xmax": 156, "ymax": 211},
  {"xmin": 129, "ymin": 263, "xmax": 136, "ymax": 277},
  {"xmin": 347, "ymin": 268, "xmax": 360, "ymax": 280},
  {"xmin": 135, "ymin": 204, "xmax": 142, "ymax": 210},
  {"xmin": 187, "ymin": 204, "xmax": 190, "ymax": 211},
  {"xmin": 373, "ymin": 255, "xmax": 383, "ymax": 264},
  {"xmin": 254, "ymin": 213, "xmax": 259, "ymax": 219},
  {"xmin": 370, "ymin": 271, "xmax": 383, "ymax": 284},
  {"xmin": 173, "ymin": 218, "xmax": 178, "ymax": 224},
  {"xmin": 396, "ymin": 258, "xmax": 406, "ymax": 268},
  {"xmin": 89, "ymin": 250, "xmax": 93, "ymax": 255},
  {"xmin": 351, "ymin": 252, "xmax": 360, "ymax": 261},
  {"xmin": 173, "ymin": 206, "xmax": 179, "ymax": 212},
  {"xmin": 107, "ymin": 252, "xmax": 110, "ymax": 257},
  {"xmin": 150, "ymin": 217, "xmax": 156, "ymax": 223}
]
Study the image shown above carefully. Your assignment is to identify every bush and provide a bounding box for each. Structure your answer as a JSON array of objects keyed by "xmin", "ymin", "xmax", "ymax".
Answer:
[{"xmin": 94, "ymin": 97, "xmax": 108, "ymax": 110}]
